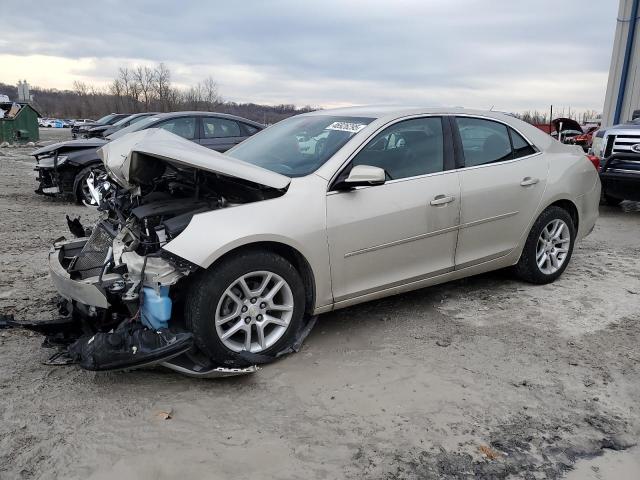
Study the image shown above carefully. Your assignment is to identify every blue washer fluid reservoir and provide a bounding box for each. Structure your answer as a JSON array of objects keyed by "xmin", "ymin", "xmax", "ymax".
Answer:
[{"xmin": 141, "ymin": 286, "xmax": 172, "ymax": 330}]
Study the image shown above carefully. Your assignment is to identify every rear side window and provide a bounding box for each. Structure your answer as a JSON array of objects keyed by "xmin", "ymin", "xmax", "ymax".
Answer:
[
  {"xmin": 203, "ymin": 117, "xmax": 241, "ymax": 138},
  {"xmin": 155, "ymin": 117, "xmax": 196, "ymax": 139},
  {"xmin": 242, "ymin": 123, "xmax": 260, "ymax": 135},
  {"xmin": 510, "ymin": 128, "xmax": 536, "ymax": 158},
  {"xmin": 456, "ymin": 117, "xmax": 512, "ymax": 167},
  {"xmin": 352, "ymin": 117, "xmax": 444, "ymax": 180}
]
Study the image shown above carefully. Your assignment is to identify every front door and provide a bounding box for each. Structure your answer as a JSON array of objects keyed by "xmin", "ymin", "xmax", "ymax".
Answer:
[
  {"xmin": 453, "ymin": 116, "xmax": 548, "ymax": 268},
  {"xmin": 326, "ymin": 116, "xmax": 461, "ymax": 303}
]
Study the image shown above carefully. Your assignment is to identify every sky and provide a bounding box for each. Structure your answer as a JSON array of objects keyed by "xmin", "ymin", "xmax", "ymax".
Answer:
[{"xmin": 0, "ymin": 0, "xmax": 620, "ymax": 113}]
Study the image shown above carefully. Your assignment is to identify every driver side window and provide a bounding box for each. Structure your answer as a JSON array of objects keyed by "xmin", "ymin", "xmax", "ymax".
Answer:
[{"xmin": 351, "ymin": 117, "xmax": 444, "ymax": 180}]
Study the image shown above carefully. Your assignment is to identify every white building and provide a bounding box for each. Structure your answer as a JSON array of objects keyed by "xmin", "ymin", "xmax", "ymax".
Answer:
[{"xmin": 602, "ymin": 0, "xmax": 640, "ymax": 127}]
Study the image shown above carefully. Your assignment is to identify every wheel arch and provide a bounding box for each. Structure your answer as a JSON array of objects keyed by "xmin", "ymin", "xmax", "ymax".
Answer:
[
  {"xmin": 206, "ymin": 241, "xmax": 317, "ymax": 316},
  {"xmin": 514, "ymin": 197, "xmax": 580, "ymax": 265},
  {"xmin": 546, "ymin": 198, "xmax": 579, "ymax": 231}
]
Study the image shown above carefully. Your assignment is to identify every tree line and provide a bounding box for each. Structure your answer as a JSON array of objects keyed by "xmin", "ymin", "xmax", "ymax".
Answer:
[
  {"xmin": 0, "ymin": 62, "xmax": 314, "ymax": 124},
  {"xmin": 513, "ymin": 109, "xmax": 601, "ymax": 125}
]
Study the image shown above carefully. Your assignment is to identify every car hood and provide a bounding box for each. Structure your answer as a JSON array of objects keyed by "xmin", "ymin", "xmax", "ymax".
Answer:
[
  {"xmin": 551, "ymin": 117, "xmax": 583, "ymax": 134},
  {"xmin": 31, "ymin": 138, "xmax": 108, "ymax": 156},
  {"xmin": 97, "ymin": 128, "xmax": 291, "ymax": 190}
]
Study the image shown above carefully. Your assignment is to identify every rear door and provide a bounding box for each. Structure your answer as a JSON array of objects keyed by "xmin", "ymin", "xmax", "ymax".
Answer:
[
  {"xmin": 453, "ymin": 116, "xmax": 548, "ymax": 269},
  {"xmin": 199, "ymin": 117, "xmax": 245, "ymax": 152}
]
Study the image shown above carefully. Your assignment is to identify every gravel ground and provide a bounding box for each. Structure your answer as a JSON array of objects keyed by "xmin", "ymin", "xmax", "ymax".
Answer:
[{"xmin": 0, "ymin": 128, "xmax": 639, "ymax": 480}]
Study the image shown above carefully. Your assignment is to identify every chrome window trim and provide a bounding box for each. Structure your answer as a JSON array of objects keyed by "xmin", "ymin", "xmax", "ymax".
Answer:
[
  {"xmin": 451, "ymin": 151, "xmax": 543, "ymax": 172},
  {"xmin": 327, "ymin": 113, "xmax": 542, "ymax": 192}
]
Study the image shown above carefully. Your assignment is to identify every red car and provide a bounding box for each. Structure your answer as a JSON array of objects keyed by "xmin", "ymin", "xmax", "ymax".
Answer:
[{"xmin": 570, "ymin": 125, "xmax": 599, "ymax": 151}]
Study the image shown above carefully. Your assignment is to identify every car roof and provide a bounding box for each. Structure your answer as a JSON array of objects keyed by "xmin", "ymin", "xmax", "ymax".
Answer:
[
  {"xmin": 301, "ymin": 105, "xmax": 554, "ymax": 148},
  {"xmin": 149, "ymin": 111, "xmax": 264, "ymax": 127},
  {"xmin": 301, "ymin": 105, "xmax": 518, "ymax": 120}
]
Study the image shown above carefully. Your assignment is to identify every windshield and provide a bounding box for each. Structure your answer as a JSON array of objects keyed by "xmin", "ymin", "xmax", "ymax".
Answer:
[
  {"xmin": 226, "ymin": 115, "xmax": 374, "ymax": 176},
  {"xmin": 112, "ymin": 114, "xmax": 138, "ymax": 127},
  {"xmin": 96, "ymin": 114, "xmax": 116, "ymax": 124},
  {"xmin": 107, "ymin": 116, "xmax": 161, "ymax": 140}
]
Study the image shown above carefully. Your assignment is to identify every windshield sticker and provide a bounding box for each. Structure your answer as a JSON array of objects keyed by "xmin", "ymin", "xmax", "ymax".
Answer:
[{"xmin": 326, "ymin": 122, "xmax": 368, "ymax": 133}]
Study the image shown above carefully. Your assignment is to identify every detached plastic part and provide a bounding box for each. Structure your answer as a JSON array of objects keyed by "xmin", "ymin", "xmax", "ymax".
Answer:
[
  {"xmin": 68, "ymin": 325, "xmax": 193, "ymax": 372},
  {"xmin": 161, "ymin": 353, "xmax": 258, "ymax": 378}
]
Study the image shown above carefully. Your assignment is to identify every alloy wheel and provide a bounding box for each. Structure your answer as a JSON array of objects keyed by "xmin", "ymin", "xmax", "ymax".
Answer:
[
  {"xmin": 536, "ymin": 219, "xmax": 571, "ymax": 275},
  {"xmin": 214, "ymin": 271, "xmax": 294, "ymax": 353}
]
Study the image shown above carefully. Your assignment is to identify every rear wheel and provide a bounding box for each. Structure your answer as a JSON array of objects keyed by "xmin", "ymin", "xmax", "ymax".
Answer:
[
  {"xmin": 185, "ymin": 250, "xmax": 306, "ymax": 365},
  {"xmin": 514, "ymin": 206, "xmax": 575, "ymax": 284}
]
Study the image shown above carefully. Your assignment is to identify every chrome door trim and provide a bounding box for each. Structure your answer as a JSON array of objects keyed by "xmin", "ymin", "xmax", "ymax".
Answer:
[
  {"xmin": 344, "ymin": 224, "xmax": 459, "ymax": 258},
  {"xmin": 459, "ymin": 211, "xmax": 519, "ymax": 229}
]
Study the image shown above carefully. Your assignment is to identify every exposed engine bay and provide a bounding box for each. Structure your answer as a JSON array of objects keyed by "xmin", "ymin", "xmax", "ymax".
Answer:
[{"xmin": 21, "ymin": 129, "xmax": 295, "ymax": 377}]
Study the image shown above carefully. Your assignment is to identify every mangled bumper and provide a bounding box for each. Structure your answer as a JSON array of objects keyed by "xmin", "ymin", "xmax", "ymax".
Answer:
[
  {"xmin": 48, "ymin": 238, "xmax": 110, "ymax": 308},
  {"xmin": 48, "ymin": 233, "xmax": 187, "ymax": 311}
]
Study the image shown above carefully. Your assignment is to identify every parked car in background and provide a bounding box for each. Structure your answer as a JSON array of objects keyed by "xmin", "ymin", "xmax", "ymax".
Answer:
[
  {"xmin": 33, "ymin": 111, "xmax": 264, "ymax": 203},
  {"xmin": 44, "ymin": 107, "xmax": 600, "ymax": 372},
  {"xmin": 40, "ymin": 118, "xmax": 67, "ymax": 128},
  {"xmin": 72, "ymin": 119, "xmax": 96, "ymax": 127},
  {"xmin": 86, "ymin": 112, "xmax": 159, "ymax": 138},
  {"xmin": 590, "ymin": 119, "xmax": 640, "ymax": 205},
  {"xmin": 549, "ymin": 117, "xmax": 584, "ymax": 144},
  {"xmin": 71, "ymin": 113, "xmax": 129, "ymax": 138},
  {"xmin": 569, "ymin": 125, "xmax": 599, "ymax": 151}
]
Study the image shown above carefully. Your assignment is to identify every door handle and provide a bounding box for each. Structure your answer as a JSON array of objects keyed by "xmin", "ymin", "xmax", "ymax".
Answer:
[
  {"xmin": 520, "ymin": 177, "xmax": 539, "ymax": 187},
  {"xmin": 430, "ymin": 195, "xmax": 455, "ymax": 206}
]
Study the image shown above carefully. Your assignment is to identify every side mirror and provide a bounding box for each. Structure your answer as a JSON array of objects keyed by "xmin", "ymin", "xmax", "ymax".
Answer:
[{"xmin": 334, "ymin": 164, "xmax": 386, "ymax": 190}]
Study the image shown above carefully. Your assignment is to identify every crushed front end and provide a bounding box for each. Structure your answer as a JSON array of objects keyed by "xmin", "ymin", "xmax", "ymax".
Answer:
[
  {"xmin": 43, "ymin": 181, "xmax": 204, "ymax": 371},
  {"xmin": 24, "ymin": 129, "xmax": 289, "ymax": 376}
]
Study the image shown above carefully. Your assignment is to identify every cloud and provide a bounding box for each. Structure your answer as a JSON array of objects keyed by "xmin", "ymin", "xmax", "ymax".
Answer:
[{"xmin": 0, "ymin": 0, "xmax": 618, "ymax": 112}]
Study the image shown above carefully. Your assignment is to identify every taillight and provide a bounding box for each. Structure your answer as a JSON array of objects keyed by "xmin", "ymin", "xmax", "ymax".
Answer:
[{"xmin": 586, "ymin": 154, "xmax": 600, "ymax": 170}]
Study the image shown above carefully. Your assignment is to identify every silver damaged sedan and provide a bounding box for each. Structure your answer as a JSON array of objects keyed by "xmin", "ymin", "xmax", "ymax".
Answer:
[{"xmin": 46, "ymin": 107, "xmax": 601, "ymax": 373}]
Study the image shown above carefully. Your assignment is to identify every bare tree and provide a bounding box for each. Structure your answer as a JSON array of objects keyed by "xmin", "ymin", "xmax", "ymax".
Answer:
[
  {"xmin": 203, "ymin": 76, "xmax": 221, "ymax": 107},
  {"xmin": 0, "ymin": 61, "xmax": 321, "ymax": 122},
  {"xmin": 133, "ymin": 65, "xmax": 156, "ymax": 111},
  {"xmin": 153, "ymin": 63, "xmax": 172, "ymax": 112}
]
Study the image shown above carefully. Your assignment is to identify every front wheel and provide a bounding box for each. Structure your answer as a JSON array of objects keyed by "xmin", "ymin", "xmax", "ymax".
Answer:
[
  {"xmin": 74, "ymin": 165, "xmax": 103, "ymax": 205},
  {"xmin": 185, "ymin": 250, "xmax": 306, "ymax": 365},
  {"xmin": 513, "ymin": 206, "xmax": 576, "ymax": 284}
]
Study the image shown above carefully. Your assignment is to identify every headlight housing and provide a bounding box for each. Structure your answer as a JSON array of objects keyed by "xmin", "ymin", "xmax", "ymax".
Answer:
[{"xmin": 55, "ymin": 155, "xmax": 68, "ymax": 166}]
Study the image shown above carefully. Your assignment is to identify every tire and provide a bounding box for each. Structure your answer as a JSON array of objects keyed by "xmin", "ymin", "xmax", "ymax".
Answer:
[
  {"xmin": 185, "ymin": 250, "xmax": 306, "ymax": 365},
  {"xmin": 74, "ymin": 165, "xmax": 103, "ymax": 205},
  {"xmin": 513, "ymin": 206, "xmax": 576, "ymax": 284},
  {"xmin": 603, "ymin": 193, "xmax": 623, "ymax": 206}
]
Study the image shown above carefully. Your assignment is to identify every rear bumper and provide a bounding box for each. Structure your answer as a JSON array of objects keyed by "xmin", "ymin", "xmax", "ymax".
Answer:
[
  {"xmin": 600, "ymin": 171, "xmax": 640, "ymax": 201},
  {"xmin": 576, "ymin": 177, "xmax": 601, "ymax": 241},
  {"xmin": 49, "ymin": 239, "xmax": 110, "ymax": 308},
  {"xmin": 599, "ymin": 153, "xmax": 640, "ymax": 201}
]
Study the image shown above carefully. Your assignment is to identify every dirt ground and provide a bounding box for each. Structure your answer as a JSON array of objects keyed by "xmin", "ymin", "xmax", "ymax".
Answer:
[{"xmin": 1, "ymin": 128, "xmax": 639, "ymax": 480}]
